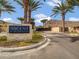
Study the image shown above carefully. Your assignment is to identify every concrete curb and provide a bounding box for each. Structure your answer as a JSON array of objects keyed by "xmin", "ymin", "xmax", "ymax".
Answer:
[
  {"xmin": 0, "ymin": 38, "xmax": 50, "ymax": 57},
  {"xmin": 0, "ymin": 37, "xmax": 48, "ymax": 52}
]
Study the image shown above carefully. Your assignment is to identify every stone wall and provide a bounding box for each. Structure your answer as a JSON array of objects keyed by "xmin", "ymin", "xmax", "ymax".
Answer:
[{"xmin": 1, "ymin": 24, "xmax": 32, "ymax": 41}]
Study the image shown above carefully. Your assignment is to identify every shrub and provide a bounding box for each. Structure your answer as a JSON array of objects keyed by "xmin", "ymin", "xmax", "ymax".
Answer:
[
  {"xmin": 16, "ymin": 42, "xmax": 26, "ymax": 46},
  {"xmin": 32, "ymin": 33, "xmax": 43, "ymax": 43},
  {"xmin": 16, "ymin": 41, "xmax": 33, "ymax": 47},
  {"xmin": 0, "ymin": 36, "xmax": 7, "ymax": 42}
]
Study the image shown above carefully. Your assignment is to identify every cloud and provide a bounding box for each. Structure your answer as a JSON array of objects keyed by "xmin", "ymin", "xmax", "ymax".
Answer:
[
  {"xmin": 3, "ymin": 18, "xmax": 12, "ymax": 22},
  {"xmin": 34, "ymin": 14, "xmax": 51, "ymax": 26},
  {"xmin": 1, "ymin": 18, "xmax": 20, "ymax": 24},
  {"xmin": 46, "ymin": 0, "xmax": 61, "ymax": 7},
  {"xmin": 34, "ymin": 14, "xmax": 51, "ymax": 23},
  {"xmin": 51, "ymin": 0, "xmax": 61, "ymax": 4},
  {"xmin": 46, "ymin": 1, "xmax": 57, "ymax": 7},
  {"xmin": 69, "ymin": 17, "xmax": 79, "ymax": 21}
]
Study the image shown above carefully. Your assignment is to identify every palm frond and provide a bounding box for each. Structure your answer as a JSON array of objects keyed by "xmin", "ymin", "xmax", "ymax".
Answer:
[
  {"xmin": 51, "ymin": 0, "xmax": 74, "ymax": 17},
  {"xmin": 0, "ymin": 0, "xmax": 15, "ymax": 16},
  {"xmin": 29, "ymin": 0, "xmax": 42, "ymax": 11},
  {"xmin": 14, "ymin": 0, "xmax": 42, "ymax": 12},
  {"xmin": 14, "ymin": 0, "xmax": 23, "ymax": 7}
]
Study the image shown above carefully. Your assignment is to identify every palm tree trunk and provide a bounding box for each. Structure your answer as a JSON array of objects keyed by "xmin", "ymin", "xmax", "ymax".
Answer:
[
  {"xmin": 0, "ymin": 11, "xmax": 1, "ymax": 18},
  {"xmin": 23, "ymin": 0, "xmax": 30, "ymax": 24},
  {"xmin": 29, "ymin": 7, "xmax": 35, "ymax": 29},
  {"xmin": 27, "ymin": 2, "xmax": 30, "ymax": 23},
  {"xmin": 61, "ymin": 13, "xmax": 65, "ymax": 32},
  {"xmin": 21, "ymin": 20, "xmax": 23, "ymax": 24},
  {"xmin": 29, "ymin": 7, "xmax": 31, "ymax": 23}
]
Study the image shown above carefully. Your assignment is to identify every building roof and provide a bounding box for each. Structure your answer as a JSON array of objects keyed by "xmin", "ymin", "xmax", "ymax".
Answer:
[{"xmin": 44, "ymin": 20, "xmax": 79, "ymax": 27}]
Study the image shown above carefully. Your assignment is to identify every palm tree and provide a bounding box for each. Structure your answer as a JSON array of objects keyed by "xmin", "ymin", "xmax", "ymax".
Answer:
[
  {"xmin": 29, "ymin": 0, "xmax": 42, "ymax": 23},
  {"xmin": 17, "ymin": 17, "xmax": 24, "ymax": 24},
  {"xmin": 0, "ymin": 0, "xmax": 15, "ymax": 17},
  {"xmin": 14, "ymin": 0, "xmax": 29, "ymax": 23},
  {"xmin": 30, "ymin": 18, "xmax": 35, "ymax": 29},
  {"xmin": 14, "ymin": 0, "xmax": 41, "ymax": 24},
  {"xmin": 24, "ymin": 0, "xmax": 30, "ymax": 23},
  {"xmin": 67, "ymin": 0, "xmax": 79, "ymax": 6},
  {"xmin": 41, "ymin": 19, "xmax": 47, "ymax": 27},
  {"xmin": 51, "ymin": 0, "xmax": 73, "ymax": 32},
  {"xmin": 17, "ymin": 17, "xmax": 35, "ymax": 29}
]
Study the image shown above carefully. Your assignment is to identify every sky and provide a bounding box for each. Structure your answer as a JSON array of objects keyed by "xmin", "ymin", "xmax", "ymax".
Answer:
[{"xmin": 1, "ymin": 0, "xmax": 79, "ymax": 26}]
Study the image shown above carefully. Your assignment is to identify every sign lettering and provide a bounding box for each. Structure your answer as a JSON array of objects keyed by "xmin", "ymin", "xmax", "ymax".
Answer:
[{"xmin": 9, "ymin": 26, "xmax": 30, "ymax": 33}]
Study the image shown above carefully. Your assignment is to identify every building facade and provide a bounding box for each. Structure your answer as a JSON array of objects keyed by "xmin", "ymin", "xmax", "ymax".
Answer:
[
  {"xmin": 0, "ymin": 20, "xmax": 8, "ymax": 32},
  {"xmin": 44, "ymin": 20, "xmax": 79, "ymax": 33}
]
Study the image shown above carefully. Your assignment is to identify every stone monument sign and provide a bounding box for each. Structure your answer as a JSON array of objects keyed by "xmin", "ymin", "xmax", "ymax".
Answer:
[{"xmin": 7, "ymin": 24, "xmax": 32, "ymax": 41}]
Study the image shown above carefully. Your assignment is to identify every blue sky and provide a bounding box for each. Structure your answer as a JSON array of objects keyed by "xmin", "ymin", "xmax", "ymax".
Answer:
[{"xmin": 1, "ymin": 0, "xmax": 79, "ymax": 26}]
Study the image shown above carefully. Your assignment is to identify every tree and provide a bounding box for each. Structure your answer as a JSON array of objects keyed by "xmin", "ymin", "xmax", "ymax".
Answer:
[
  {"xmin": 0, "ymin": 0, "xmax": 15, "ymax": 17},
  {"xmin": 41, "ymin": 19, "xmax": 47, "ymax": 27},
  {"xmin": 14, "ymin": 0, "xmax": 29, "ymax": 23},
  {"xmin": 29, "ymin": 0, "xmax": 42, "ymax": 23},
  {"xmin": 30, "ymin": 18, "xmax": 35, "ymax": 29},
  {"xmin": 14, "ymin": 0, "xmax": 41, "ymax": 24},
  {"xmin": 17, "ymin": 17, "xmax": 35, "ymax": 29},
  {"xmin": 17, "ymin": 17, "xmax": 24, "ymax": 24},
  {"xmin": 67, "ymin": 0, "xmax": 79, "ymax": 6},
  {"xmin": 51, "ymin": 0, "xmax": 73, "ymax": 32}
]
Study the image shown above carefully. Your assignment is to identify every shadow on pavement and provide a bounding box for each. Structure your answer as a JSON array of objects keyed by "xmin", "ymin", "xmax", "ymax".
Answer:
[
  {"xmin": 70, "ymin": 36, "xmax": 79, "ymax": 42},
  {"xmin": 55, "ymin": 36, "xmax": 70, "ymax": 38}
]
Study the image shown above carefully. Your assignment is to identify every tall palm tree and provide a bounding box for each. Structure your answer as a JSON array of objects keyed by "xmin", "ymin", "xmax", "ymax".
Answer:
[
  {"xmin": 14, "ymin": 0, "xmax": 41, "ymax": 24},
  {"xmin": 0, "ymin": 0, "xmax": 15, "ymax": 17},
  {"xmin": 51, "ymin": 0, "xmax": 73, "ymax": 32},
  {"xmin": 24, "ymin": 0, "xmax": 29, "ymax": 23},
  {"xmin": 14, "ymin": 0, "xmax": 29, "ymax": 23}
]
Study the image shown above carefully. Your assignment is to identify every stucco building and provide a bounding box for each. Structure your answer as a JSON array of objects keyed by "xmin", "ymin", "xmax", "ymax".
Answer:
[{"xmin": 44, "ymin": 20, "xmax": 79, "ymax": 33}]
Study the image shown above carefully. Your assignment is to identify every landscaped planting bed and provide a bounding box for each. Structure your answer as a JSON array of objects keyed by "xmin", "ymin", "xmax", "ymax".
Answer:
[
  {"xmin": 68, "ymin": 32, "xmax": 79, "ymax": 37},
  {"xmin": 0, "ymin": 32, "xmax": 43, "ymax": 48}
]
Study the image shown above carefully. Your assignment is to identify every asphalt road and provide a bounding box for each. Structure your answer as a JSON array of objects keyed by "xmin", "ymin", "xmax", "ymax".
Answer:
[
  {"xmin": 44, "ymin": 32, "xmax": 79, "ymax": 59},
  {"xmin": 1, "ymin": 32, "xmax": 79, "ymax": 59},
  {"xmin": 28, "ymin": 32, "xmax": 79, "ymax": 59}
]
